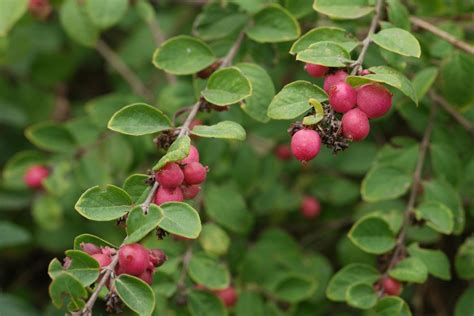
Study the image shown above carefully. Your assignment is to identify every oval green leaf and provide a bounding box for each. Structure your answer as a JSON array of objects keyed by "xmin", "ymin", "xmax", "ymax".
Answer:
[
  {"xmin": 313, "ymin": 0, "xmax": 374, "ymax": 19},
  {"xmin": 60, "ymin": 0, "xmax": 99, "ymax": 47},
  {"xmin": 407, "ymin": 243, "xmax": 451, "ymax": 280},
  {"xmin": 188, "ymin": 290, "xmax": 227, "ymax": 316},
  {"xmin": 415, "ymin": 201, "xmax": 454, "ymax": 235},
  {"xmin": 370, "ymin": 28, "xmax": 421, "ymax": 58},
  {"xmin": 199, "ymin": 223, "xmax": 230, "ymax": 256},
  {"xmin": 115, "ymin": 274, "xmax": 155, "ymax": 316},
  {"xmin": 346, "ymin": 283, "xmax": 377, "ymax": 310},
  {"xmin": 85, "ymin": 0, "xmax": 128, "ymax": 30},
  {"xmin": 361, "ymin": 166, "xmax": 412, "ymax": 202},
  {"xmin": 375, "ymin": 296, "xmax": 412, "ymax": 316},
  {"xmin": 388, "ymin": 257, "xmax": 428, "ymax": 283},
  {"xmin": 201, "ymin": 67, "xmax": 252, "ymax": 106},
  {"xmin": 296, "ymin": 41, "xmax": 351, "ymax": 67},
  {"xmin": 25, "ymin": 122, "xmax": 76, "ymax": 153},
  {"xmin": 290, "ymin": 26, "xmax": 359, "ymax": 54},
  {"xmin": 64, "ymin": 250, "xmax": 100, "ymax": 287},
  {"xmin": 190, "ymin": 121, "xmax": 246, "ymax": 141},
  {"xmin": 153, "ymin": 136, "xmax": 191, "ymax": 171},
  {"xmin": 49, "ymin": 272, "xmax": 87, "ymax": 310},
  {"xmin": 158, "ymin": 202, "xmax": 201, "ymax": 239},
  {"xmin": 348, "ymin": 215, "xmax": 396, "ymax": 254},
  {"xmin": 125, "ymin": 205, "xmax": 164, "ymax": 244},
  {"xmin": 188, "ymin": 252, "xmax": 230, "ymax": 290}
]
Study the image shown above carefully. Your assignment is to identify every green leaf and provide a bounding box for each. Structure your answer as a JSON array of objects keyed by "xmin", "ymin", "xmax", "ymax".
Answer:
[
  {"xmin": 2, "ymin": 150, "xmax": 46, "ymax": 190},
  {"xmin": 267, "ymin": 80, "xmax": 327, "ymax": 120},
  {"xmin": 272, "ymin": 274, "xmax": 317, "ymax": 303},
  {"xmin": 199, "ymin": 223, "xmax": 231, "ymax": 256},
  {"xmin": 204, "ymin": 185, "xmax": 253, "ymax": 234},
  {"xmin": 415, "ymin": 201, "xmax": 454, "ymax": 235},
  {"xmin": 153, "ymin": 136, "xmax": 191, "ymax": 171},
  {"xmin": 361, "ymin": 166, "xmax": 412, "ymax": 202},
  {"xmin": 455, "ymin": 236, "xmax": 474, "ymax": 280},
  {"xmin": 115, "ymin": 274, "xmax": 155, "ymax": 316},
  {"xmin": 0, "ymin": 221, "xmax": 31, "ymax": 249},
  {"xmin": 412, "ymin": 67, "xmax": 438, "ymax": 100},
  {"xmin": 326, "ymin": 263, "xmax": 380, "ymax": 302},
  {"xmin": 0, "ymin": 0, "xmax": 28, "ymax": 36},
  {"xmin": 188, "ymin": 290, "xmax": 227, "ymax": 316},
  {"xmin": 455, "ymin": 287, "xmax": 474, "ymax": 316},
  {"xmin": 0, "ymin": 293, "xmax": 40, "ymax": 316},
  {"xmin": 235, "ymin": 291, "xmax": 265, "ymax": 316},
  {"xmin": 64, "ymin": 250, "xmax": 100, "ymax": 287},
  {"xmin": 375, "ymin": 296, "xmax": 412, "ymax": 316},
  {"xmin": 107, "ymin": 103, "xmax": 171, "ymax": 136},
  {"xmin": 440, "ymin": 51, "xmax": 474, "ymax": 107},
  {"xmin": 85, "ymin": 0, "xmax": 128, "ymax": 29},
  {"xmin": 348, "ymin": 215, "xmax": 396, "ymax": 254},
  {"xmin": 347, "ymin": 66, "xmax": 418, "ymax": 105},
  {"xmin": 60, "ymin": 0, "xmax": 99, "ymax": 47},
  {"xmin": 73, "ymin": 234, "xmax": 118, "ymax": 250},
  {"xmin": 407, "ymin": 243, "xmax": 451, "ymax": 280},
  {"xmin": 430, "ymin": 142, "xmax": 461, "ymax": 186},
  {"xmin": 25, "ymin": 122, "xmax": 76, "ymax": 153},
  {"xmin": 32, "ymin": 195, "xmax": 63, "ymax": 231},
  {"xmin": 236, "ymin": 63, "xmax": 275, "ymax": 123},
  {"xmin": 346, "ymin": 283, "xmax": 377, "ymax": 310},
  {"xmin": 75, "ymin": 185, "xmax": 132, "ymax": 221},
  {"xmin": 201, "ymin": 67, "xmax": 252, "ymax": 106},
  {"xmin": 386, "ymin": 0, "xmax": 410, "ymax": 30},
  {"xmin": 125, "ymin": 205, "xmax": 163, "ymax": 243},
  {"xmin": 49, "ymin": 272, "xmax": 87, "ymax": 310},
  {"xmin": 246, "ymin": 4, "xmax": 300, "ymax": 43},
  {"xmin": 188, "ymin": 252, "xmax": 230, "ymax": 290},
  {"xmin": 191, "ymin": 121, "xmax": 246, "ymax": 141},
  {"xmin": 284, "ymin": 0, "xmax": 314, "ymax": 18},
  {"xmin": 370, "ymin": 28, "xmax": 421, "ymax": 57},
  {"xmin": 389, "ymin": 257, "xmax": 428, "ymax": 283},
  {"xmin": 123, "ymin": 174, "xmax": 150, "ymax": 204},
  {"xmin": 290, "ymin": 26, "xmax": 359, "ymax": 54},
  {"xmin": 313, "ymin": 0, "xmax": 374, "ymax": 19},
  {"xmin": 296, "ymin": 41, "xmax": 351, "ymax": 67},
  {"xmin": 153, "ymin": 35, "xmax": 216, "ymax": 75},
  {"xmin": 158, "ymin": 202, "xmax": 201, "ymax": 239}
]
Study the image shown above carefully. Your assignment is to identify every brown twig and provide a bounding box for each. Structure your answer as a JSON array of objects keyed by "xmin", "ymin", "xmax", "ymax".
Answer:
[
  {"xmin": 176, "ymin": 246, "xmax": 193, "ymax": 294},
  {"xmin": 410, "ymin": 16, "xmax": 474, "ymax": 56},
  {"xmin": 429, "ymin": 91, "xmax": 474, "ymax": 137},
  {"xmin": 96, "ymin": 39, "xmax": 154, "ymax": 102}
]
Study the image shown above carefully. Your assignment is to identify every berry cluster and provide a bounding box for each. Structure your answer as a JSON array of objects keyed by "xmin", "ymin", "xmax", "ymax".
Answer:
[
  {"xmin": 376, "ymin": 277, "xmax": 403, "ymax": 296},
  {"xmin": 290, "ymin": 63, "xmax": 393, "ymax": 163},
  {"xmin": 195, "ymin": 285, "xmax": 238, "ymax": 307},
  {"xmin": 24, "ymin": 165, "xmax": 49, "ymax": 189},
  {"xmin": 154, "ymin": 145, "xmax": 207, "ymax": 205},
  {"xmin": 80, "ymin": 242, "xmax": 166, "ymax": 285}
]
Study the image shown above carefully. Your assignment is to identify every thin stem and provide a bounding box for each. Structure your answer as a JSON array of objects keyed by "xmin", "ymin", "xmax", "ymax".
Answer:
[
  {"xmin": 141, "ymin": 181, "xmax": 160, "ymax": 213},
  {"xmin": 221, "ymin": 31, "xmax": 245, "ymax": 68},
  {"xmin": 96, "ymin": 39, "xmax": 154, "ymax": 102},
  {"xmin": 379, "ymin": 102, "xmax": 437, "ymax": 296},
  {"xmin": 410, "ymin": 16, "xmax": 474, "ymax": 56},
  {"xmin": 351, "ymin": 0, "xmax": 385, "ymax": 75},
  {"xmin": 429, "ymin": 91, "xmax": 474, "ymax": 137},
  {"xmin": 176, "ymin": 246, "xmax": 193, "ymax": 293}
]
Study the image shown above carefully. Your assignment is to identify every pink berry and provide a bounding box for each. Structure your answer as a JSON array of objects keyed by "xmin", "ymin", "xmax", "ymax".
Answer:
[
  {"xmin": 382, "ymin": 277, "xmax": 402, "ymax": 296},
  {"xmin": 118, "ymin": 244, "xmax": 150, "ymax": 276},
  {"xmin": 342, "ymin": 108, "xmax": 370, "ymax": 141},
  {"xmin": 215, "ymin": 287, "xmax": 238, "ymax": 307},
  {"xmin": 290, "ymin": 129, "xmax": 321, "ymax": 162},
  {"xmin": 328, "ymin": 82, "xmax": 357, "ymax": 113},
  {"xmin": 23, "ymin": 165, "xmax": 49, "ymax": 189},
  {"xmin": 300, "ymin": 196, "xmax": 321, "ymax": 219},
  {"xmin": 183, "ymin": 162, "xmax": 207, "ymax": 185},
  {"xmin": 359, "ymin": 69, "xmax": 371, "ymax": 76},
  {"xmin": 180, "ymin": 145, "xmax": 200, "ymax": 165},
  {"xmin": 137, "ymin": 268, "xmax": 154, "ymax": 285},
  {"xmin": 80, "ymin": 242, "xmax": 101, "ymax": 255},
  {"xmin": 323, "ymin": 70, "xmax": 348, "ymax": 92},
  {"xmin": 275, "ymin": 145, "xmax": 292, "ymax": 161},
  {"xmin": 91, "ymin": 253, "xmax": 112, "ymax": 268},
  {"xmin": 149, "ymin": 249, "xmax": 167, "ymax": 267},
  {"xmin": 356, "ymin": 84, "xmax": 392, "ymax": 118},
  {"xmin": 305, "ymin": 63, "xmax": 328, "ymax": 78},
  {"xmin": 154, "ymin": 186, "xmax": 184, "ymax": 205},
  {"xmin": 100, "ymin": 246, "xmax": 116, "ymax": 257},
  {"xmin": 156, "ymin": 163, "xmax": 184, "ymax": 189},
  {"xmin": 182, "ymin": 185, "xmax": 201, "ymax": 200}
]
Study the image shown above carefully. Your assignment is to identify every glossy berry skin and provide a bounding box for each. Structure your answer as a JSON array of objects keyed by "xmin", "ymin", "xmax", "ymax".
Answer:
[
  {"xmin": 329, "ymin": 82, "xmax": 357, "ymax": 113},
  {"xmin": 383, "ymin": 277, "xmax": 402, "ymax": 296},
  {"xmin": 155, "ymin": 163, "xmax": 184, "ymax": 189},
  {"xmin": 300, "ymin": 196, "xmax": 321, "ymax": 219},
  {"xmin": 24, "ymin": 165, "xmax": 49, "ymax": 189},
  {"xmin": 183, "ymin": 162, "xmax": 207, "ymax": 185},
  {"xmin": 118, "ymin": 244, "xmax": 150, "ymax": 276},
  {"xmin": 154, "ymin": 186, "xmax": 184, "ymax": 205},
  {"xmin": 181, "ymin": 145, "xmax": 200, "ymax": 165},
  {"xmin": 80, "ymin": 242, "xmax": 101, "ymax": 255},
  {"xmin": 182, "ymin": 185, "xmax": 201, "ymax": 200},
  {"xmin": 342, "ymin": 108, "xmax": 370, "ymax": 141},
  {"xmin": 215, "ymin": 287, "xmax": 238, "ymax": 307},
  {"xmin": 290, "ymin": 129, "xmax": 321, "ymax": 162},
  {"xmin": 305, "ymin": 63, "xmax": 328, "ymax": 78},
  {"xmin": 323, "ymin": 70, "xmax": 348, "ymax": 92},
  {"xmin": 356, "ymin": 84, "xmax": 392, "ymax": 118},
  {"xmin": 92, "ymin": 253, "xmax": 112, "ymax": 268},
  {"xmin": 137, "ymin": 268, "xmax": 154, "ymax": 285},
  {"xmin": 275, "ymin": 144, "xmax": 292, "ymax": 161}
]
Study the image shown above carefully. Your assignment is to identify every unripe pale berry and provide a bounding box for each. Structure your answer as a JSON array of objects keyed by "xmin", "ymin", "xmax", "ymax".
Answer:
[
  {"xmin": 300, "ymin": 196, "xmax": 321, "ymax": 219},
  {"xmin": 215, "ymin": 287, "xmax": 238, "ymax": 307},
  {"xmin": 323, "ymin": 70, "xmax": 348, "ymax": 92},
  {"xmin": 275, "ymin": 144, "xmax": 292, "ymax": 161},
  {"xmin": 137, "ymin": 268, "xmax": 154, "ymax": 285},
  {"xmin": 24, "ymin": 165, "xmax": 49, "ymax": 189},
  {"xmin": 180, "ymin": 145, "xmax": 200, "ymax": 165},
  {"xmin": 118, "ymin": 244, "xmax": 150, "ymax": 276},
  {"xmin": 290, "ymin": 129, "xmax": 321, "ymax": 162},
  {"xmin": 80, "ymin": 242, "xmax": 101, "ymax": 255},
  {"xmin": 154, "ymin": 186, "xmax": 184, "ymax": 205},
  {"xmin": 91, "ymin": 253, "xmax": 112, "ymax": 268},
  {"xmin": 356, "ymin": 84, "xmax": 392, "ymax": 118},
  {"xmin": 183, "ymin": 162, "xmax": 207, "ymax": 185},
  {"xmin": 155, "ymin": 163, "xmax": 184, "ymax": 189},
  {"xmin": 305, "ymin": 63, "xmax": 328, "ymax": 78},
  {"xmin": 382, "ymin": 277, "xmax": 402, "ymax": 296},
  {"xmin": 329, "ymin": 82, "xmax": 357, "ymax": 113},
  {"xmin": 182, "ymin": 185, "xmax": 201, "ymax": 200},
  {"xmin": 149, "ymin": 249, "xmax": 167, "ymax": 267},
  {"xmin": 342, "ymin": 108, "xmax": 370, "ymax": 141}
]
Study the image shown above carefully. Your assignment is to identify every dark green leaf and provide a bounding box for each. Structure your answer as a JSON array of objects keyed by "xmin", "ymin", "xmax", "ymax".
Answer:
[
  {"xmin": 75, "ymin": 185, "xmax": 132, "ymax": 221},
  {"xmin": 188, "ymin": 252, "xmax": 230, "ymax": 289},
  {"xmin": 407, "ymin": 243, "xmax": 451, "ymax": 280},
  {"xmin": 60, "ymin": 0, "xmax": 99, "ymax": 47},
  {"xmin": 125, "ymin": 205, "xmax": 163, "ymax": 243},
  {"xmin": 188, "ymin": 290, "xmax": 227, "ymax": 316},
  {"xmin": 361, "ymin": 166, "xmax": 412, "ymax": 202},
  {"xmin": 348, "ymin": 215, "xmax": 396, "ymax": 254},
  {"xmin": 115, "ymin": 274, "xmax": 155, "ymax": 316},
  {"xmin": 346, "ymin": 283, "xmax": 377, "ymax": 310},
  {"xmin": 415, "ymin": 201, "xmax": 454, "ymax": 235},
  {"xmin": 201, "ymin": 67, "xmax": 252, "ymax": 106},
  {"xmin": 388, "ymin": 257, "xmax": 428, "ymax": 283},
  {"xmin": 326, "ymin": 264, "xmax": 380, "ymax": 301},
  {"xmin": 296, "ymin": 42, "xmax": 352, "ymax": 67},
  {"xmin": 158, "ymin": 202, "xmax": 201, "ymax": 239},
  {"xmin": 25, "ymin": 122, "xmax": 76, "ymax": 153},
  {"xmin": 85, "ymin": 0, "xmax": 128, "ymax": 29},
  {"xmin": 191, "ymin": 121, "xmax": 246, "ymax": 140},
  {"xmin": 375, "ymin": 296, "xmax": 412, "ymax": 316},
  {"xmin": 290, "ymin": 26, "xmax": 359, "ymax": 54},
  {"xmin": 0, "ymin": 221, "xmax": 31, "ymax": 249},
  {"xmin": 370, "ymin": 28, "xmax": 421, "ymax": 57},
  {"xmin": 313, "ymin": 0, "xmax": 374, "ymax": 19}
]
